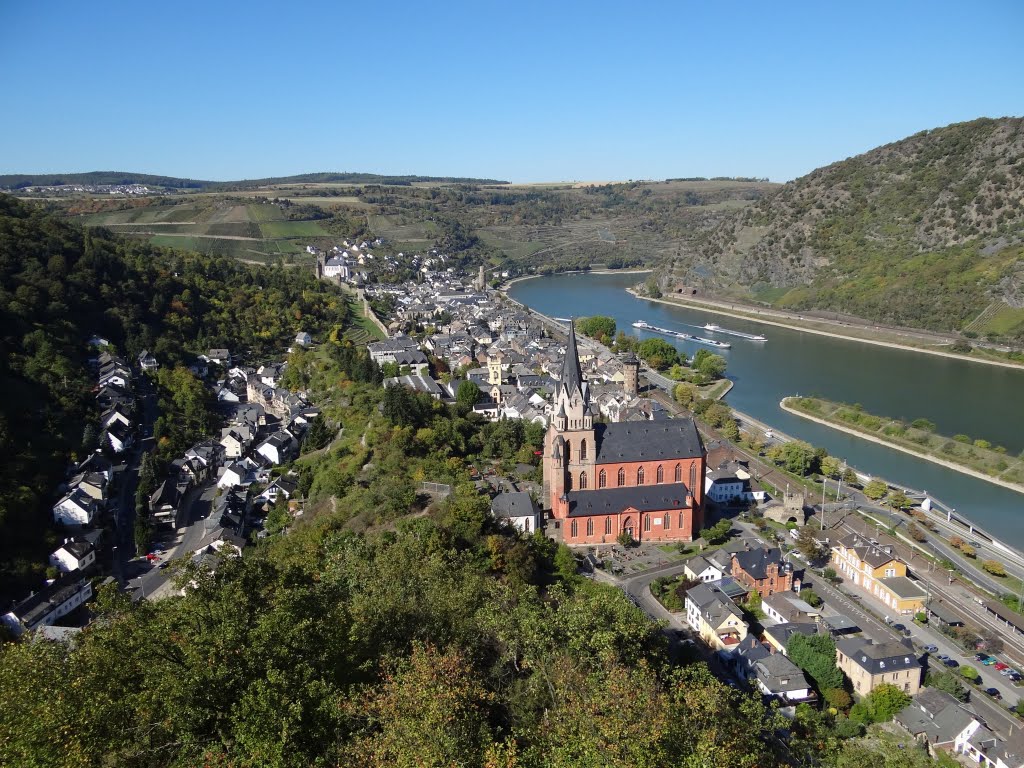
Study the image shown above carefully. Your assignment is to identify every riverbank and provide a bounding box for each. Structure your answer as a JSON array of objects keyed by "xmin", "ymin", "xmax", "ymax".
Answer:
[
  {"xmin": 781, "ymin": 397, "xmax": 1024, "ymax": 497},
  {"xmin": 629, "ymin": 289, "xmax": 1024, "ymax": 371}
]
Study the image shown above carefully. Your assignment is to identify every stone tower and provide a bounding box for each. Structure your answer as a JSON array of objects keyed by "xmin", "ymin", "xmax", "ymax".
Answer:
[
  {"xmin": 621, "ymin": 352, "xmax": 640, "ymax": 397},
  {"xmin": 487, "ymin": 350, "xmax": 503, "ymax": 387},
  {"xmin": 543, "ymin": 321, "xmax": 596, "ymax": 515},
  {"xmin": 477, "ymin": 264, "xmax": 486, "ymax": 291}
]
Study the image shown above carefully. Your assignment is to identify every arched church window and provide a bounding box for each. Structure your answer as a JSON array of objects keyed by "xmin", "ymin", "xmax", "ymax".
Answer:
[
  {"xmin": 617, "ymin": 468, "xmax": 625, "ymax": 487},
  {"xmin": 599, "ymin": 470, "xmax": 607, "ymax": 488},
  {"xmin": 586, "ymin": 518, "xmax": 593, "ymax": 536},
  {"xmin": 637, "ymin": 467, "xmax": 645, "ymax": 485},
  {"xmin": 674, "ymin": 463, "xmax": 682, "ymax": 483},
  {"xmin": 689, "ymin": 462, "xmax": 697, "ymax": 492},
  {"xmin": 656, "ymin": 465, "xmax": 664, "ymax": 484},
  {"xmin": 580, "ymin": 439, "xmax": 587, "ymax": 460},
  {"xmin": 579, "ymin": 472, "xmax": 587, "ymax": 490}
]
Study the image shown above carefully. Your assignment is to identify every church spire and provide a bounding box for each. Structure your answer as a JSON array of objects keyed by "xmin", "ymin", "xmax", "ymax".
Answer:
[{"xmin": 560, "ymin": 319, "xmax": 584, "ymax": 396}]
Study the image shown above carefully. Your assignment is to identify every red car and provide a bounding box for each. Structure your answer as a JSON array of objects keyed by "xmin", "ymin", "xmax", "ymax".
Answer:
[{"xmin": 995, "ymin": 662, "xmax": 1010, "ymax": 671}]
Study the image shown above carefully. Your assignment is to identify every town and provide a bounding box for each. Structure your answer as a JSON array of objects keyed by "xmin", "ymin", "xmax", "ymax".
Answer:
[{"xmin": 7, "ymin": 249, "xmax": 1024, "ymax": 767}]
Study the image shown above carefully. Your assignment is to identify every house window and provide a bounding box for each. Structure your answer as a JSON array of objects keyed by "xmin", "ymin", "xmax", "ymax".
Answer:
[
  {"xmin": 605, "ymin": 517, "xmax": 612, "ymax": 535},
  {"xmin": 599, "ymin": 470, "xmax": 607, "ymax": 488},
  {"xmin": 885, "ymin": 568, "xmax": 896, "ymax": 577},
  {"xmin": 586, "ymin": 518, "xmax": 594, "ymax": 536},
  {"xmin": 644, "ymin": 516, "xmax": 652, "ymax": 532},
  {"xmin": 656, "ymin": 465, "xmax": 664, "ymax": 484},
  {"xmin": 617, "ymin": 468, "xmax": 625, "ymax": 487},
  {"xmin": 664, "ymin": 515, "xmax": 671, "ymax": 530},
  {"xmin": 637, "ymin": 467, "xmax": 645, "ymax": 485},
  {"xmin": 570, "ymin": 520, "xmax": 578, "ymax": 538},
  {"xmin": 675, "ymin": 463, "xmax": 682, "ymax": 482},
  {"xmin": 580, "ymin": 440, "xmax": 587, "ymax": 460},
  {"xmin": 579, "ymin": 472, "xmax": 587, "ymax": 490}
]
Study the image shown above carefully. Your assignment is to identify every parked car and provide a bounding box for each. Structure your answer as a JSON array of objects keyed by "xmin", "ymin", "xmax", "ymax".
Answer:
[
  {"xmin": 943, "ymin": 659, "xmax": 960, "ymax": 668},
  {"xmin": 985, "ymin": 688, "xmax": 1003, "ymax": 700},
  {"xmin": 983, "ymin": 657, "xmax": 999, "ymax": 666},
  {"xmin": 893, "ymin": 623, "xmax": 907, "ymax": 634},
  {"xmin": 936, "ymin": 653, "xmax": 951, "ymax": 662},
  {"xmin": 976, "ymin": 653, "xmax": 992, "ymax": 663},
  {"xmin": 995, "ymin": 662, "xmax": 1010, "ymax": 671},
  {"xmin": 923, "ymin": 644, "xmax": 939, "ymax": 654}
]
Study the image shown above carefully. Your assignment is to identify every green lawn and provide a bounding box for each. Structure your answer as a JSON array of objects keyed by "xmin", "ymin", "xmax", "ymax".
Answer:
[{"xmin": 259, "ymin": 220, "xmax": 329, "ymax": 238}]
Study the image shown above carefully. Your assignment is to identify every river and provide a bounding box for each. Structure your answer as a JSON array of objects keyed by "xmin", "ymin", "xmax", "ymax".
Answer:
[{"xmin": 509, "ymin": 271, "xmax": 1024, "ymax": 547}]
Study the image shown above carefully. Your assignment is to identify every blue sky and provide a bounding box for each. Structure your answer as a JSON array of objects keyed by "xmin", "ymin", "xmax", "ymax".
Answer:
[{"xmin": 1, "ymin": 1, "xmax": 1021, "ymax": 182}]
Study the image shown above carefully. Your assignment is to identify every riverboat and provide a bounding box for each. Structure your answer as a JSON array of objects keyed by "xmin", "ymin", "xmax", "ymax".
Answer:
[
  {"xmin": 632, "ymin": 321, "xmax": 732, "ymax": 349},
  {"xmin": 703, "ymin": 323, "xmax": 767, "ymax": 341}
]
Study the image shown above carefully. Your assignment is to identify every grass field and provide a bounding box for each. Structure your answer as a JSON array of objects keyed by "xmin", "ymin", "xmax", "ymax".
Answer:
[{"xmin": 259, "ymin": 220, "xmax": 329, "ymax": 238}]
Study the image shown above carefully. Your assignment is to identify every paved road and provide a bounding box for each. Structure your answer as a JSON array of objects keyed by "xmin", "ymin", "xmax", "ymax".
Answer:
[{"xmin": 112, "ymin": 381, "xmax": 158, "ymax": 585}]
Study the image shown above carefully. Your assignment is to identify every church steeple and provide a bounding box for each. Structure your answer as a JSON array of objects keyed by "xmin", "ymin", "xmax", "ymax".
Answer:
[{"xmin": 559, "ymin": 320, "xmax": 585, "ymax": 400}]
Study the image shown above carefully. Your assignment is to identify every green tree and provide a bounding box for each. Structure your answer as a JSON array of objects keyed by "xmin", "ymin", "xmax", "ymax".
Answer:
[
  {"xmin": 795, "ymin": 526, "xmax": 823, "ymax": 559},
  {"xmin": 673, "ymin": 382, "xmax": 697, "ymax": 407},
  {"xmin": 924, "ymin": 669, "xmax": 969, "ymax": 702},
  {"xmin": 863, "ymin": 479, "xmax": 888, "ymax": 500},
  {"xmin": 635, "ymin": 338, "xmax": 680, "ymax": 370},
  {"xmin": 849, "ymin": 683, "xmax": 911, "ymax": 724},
  {"xmin": 576, "ymin": 315, "xmax": 616, "ymax": 342},
  {"xmin": 982, "ymin": 559, "xmax": 1007, "ymax": 576},
  {"xmin": 787, "ymin": 632, "xmax": 844, "ymax": 691},
  {"xmin": 455, "ymin": 380, "xmax": 481, "ymax": 407}
]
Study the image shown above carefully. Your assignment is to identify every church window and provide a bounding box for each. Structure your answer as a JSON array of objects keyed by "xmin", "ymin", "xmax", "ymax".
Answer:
[
  {"xmin": 674, "ymin": 463, "xmax": 682, "ymax": 482},
  {"xmin": 565, "ymin": 442, "xmax": 571, "ymax": 463},
  {"xmin": 664, "ymin": 514, "xmax": 671, "ymax": 530},
  {"xmin": 586, "ymin": 518, "xmax": 594, "ymax": 536},
  {"xmin": 679, "ymin": 513, "xmax": 684, "ymax": 529},
  {"xmin": 644, "ymin": 516, "xmax": 652, "ymax": 532},
  {"xmin": 565, "ymin": 474, "xmax": 572, "ymax": 491},
  {"xmin": 605, "ymin": 517, "xmax": 612, "ymax": 535},
  {"xmin": 637, "ymin": 467, "xmax": 645, "ymax": 485},
  {"xmin": 571, "ymin": 520, "xmax": 578, "ymax": 538},
  {"xmin": 580, "ymin": 439, "xmax": 587, "ymax": 460},
  {"xmin": 599, "ymin": 470, "xmax": 607, "ymax": 488},
  {"xmin": 656, "ymin": 465, "xmax": 664, "ymax": 484},
  {"xmin": 579, "ymin": 472, "xmax": 587, "ymax": 490},
  {"xmin": 689, "ymin": 463, "xmax": 697, "ymax": 491},
  {"xmin": 617, "ymin": 468, "xmax": 625, "ymax": 487}
]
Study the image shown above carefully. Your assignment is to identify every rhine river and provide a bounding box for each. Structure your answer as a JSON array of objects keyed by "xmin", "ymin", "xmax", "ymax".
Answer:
[{"xmin": 509, "ymin": 271, "xmax": 1024, "ymax": 548}]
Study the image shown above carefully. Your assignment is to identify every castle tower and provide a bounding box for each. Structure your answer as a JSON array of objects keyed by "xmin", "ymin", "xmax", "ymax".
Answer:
[
  {"xmin": 621, "ymin": 352, "xmax": 640, "ymax": 397},
  {"xmin": 543, "ymin": 321, "xmax": 596, "ymax": 516},
  {"xmin": 477, "ymin": 265, "xmax": 486, "ymax": 291},
  {"xmin": 487, "ymin": 350, "xmax": 503, "ymax": 387}
]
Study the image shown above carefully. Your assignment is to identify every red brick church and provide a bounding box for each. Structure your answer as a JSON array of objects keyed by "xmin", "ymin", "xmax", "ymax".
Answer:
[{"xmin": 543, "ymin": 322, "xmax": 707, "ymax": 545}]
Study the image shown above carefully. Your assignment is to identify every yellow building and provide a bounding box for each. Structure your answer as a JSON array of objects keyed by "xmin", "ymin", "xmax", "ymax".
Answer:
[
  {"xmin": 831, "ymin": 534, "xmax": 926, "ymax": 615},
  {"xmin": 836, "ymin": 638, "xmax": 922, "ymax": 696}
]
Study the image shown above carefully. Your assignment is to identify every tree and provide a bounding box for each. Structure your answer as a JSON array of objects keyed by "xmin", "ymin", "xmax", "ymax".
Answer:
[
  {"xmin": 787, "ymin": 632, "xmax": 844, "ymax": 691},
  {"xmin": 849, "ymin": 683, "xmax": 910, "ymax": 724},
  {"xmin": 673, "ymin": 382, "xmax": 696, "ymax": 407},
  {"xmin": 576, "ymin": 316, "xmax": 616, "ymax": 342},
  {"xmin": 961, "ymin": 544, "xmax": 977, "ymax": 558},
  {"xmin": 863, "ymin": 479, "xmax": 888, "ymax": 500},
  {"xmin": 635, "ymin": 338, "xmax": 679, "ymax": 370},
  {"xmin": 888, "ymin": 490, "xmax": 911, "ymax": 511},
  {"xmin": 924, "ymin": 670, "xmax": 969, "ymax": 702},
  {"xmin": 799, "ymin": 588, "xmax": 823, "ymax": 608},
  {"xmin": 699, "ymin": 519, "xmax": 732, "ymax": 545},
  {"xmin": 820, "ymin": 456, "xmax": 841, "ymax": 479},
  {"xmin": 264, "ymin": 501, "xmax": 291, "ymax": 535},
  {"xmin": 695, "ymin": 351, "xmax": 727, "ymax": 380},
  {"xmin": 842, "ymin": 467, "xmax": 859, "ymax": 486},
  {"xmin": 795, "ymin": 526, "xmax": 824, "ymax": 559},
  {"xmin": 455, "ymin": 380, "xmax": 481, "ymax": 407},
  {"xmin": 907, "ymin": 522, "xmax": 928, "ymax": 542},
  {"xmin": 960, "ymin": 665, "xmax": 980, "ymax": 682},
  {"xmin": 982, "ymin": 559, "xmax": 1007, "ymax": 577}
]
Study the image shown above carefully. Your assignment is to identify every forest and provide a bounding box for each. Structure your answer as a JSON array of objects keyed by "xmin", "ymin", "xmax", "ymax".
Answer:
[{"xmin": 0, "ymin": 195, "xmax": 351, "ymax": 595}]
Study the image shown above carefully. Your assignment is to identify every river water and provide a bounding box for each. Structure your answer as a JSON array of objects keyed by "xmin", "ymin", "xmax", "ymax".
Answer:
[{"xmin": 509, "ymin": 271, "xmax": 1024, "ymax": 547}]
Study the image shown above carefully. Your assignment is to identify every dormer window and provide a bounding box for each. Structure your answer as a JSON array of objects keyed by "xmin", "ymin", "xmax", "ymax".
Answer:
[{"xmin": 879, "ymin": 661, "xmax": 886, "ymax": 669}]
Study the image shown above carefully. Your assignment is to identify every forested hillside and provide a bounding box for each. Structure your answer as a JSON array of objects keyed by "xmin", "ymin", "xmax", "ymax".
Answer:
[
  {"xmin": 670, "ymin": 117, "xmax": 1024, "ymax": 336},
  {"xmin": 0, "ymin": 195, "xmax": 351, "ymax": 592}
]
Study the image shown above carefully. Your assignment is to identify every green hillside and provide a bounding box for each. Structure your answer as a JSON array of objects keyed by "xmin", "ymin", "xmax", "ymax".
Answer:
[{"xmin": 669, "ymin": 117, "xmax": 1024, "ymax": 339}]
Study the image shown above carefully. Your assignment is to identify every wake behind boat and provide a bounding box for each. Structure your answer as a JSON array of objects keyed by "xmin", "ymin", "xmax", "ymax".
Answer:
[
  {"xmin": 703, "ymin": 322, "xmax": 767, "ymax": 341},
  {"xmin": 632, "ymin": 321, "xmax": 731, "ymax": 349}
]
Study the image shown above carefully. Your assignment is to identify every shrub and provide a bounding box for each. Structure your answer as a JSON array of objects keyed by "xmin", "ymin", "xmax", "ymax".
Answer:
[
  {"xmin": 799, "ymin": 588, "xmax": 823, "ymax": 608},
  {"xmin": 960, "ymin": 665, "xmax": 980, "ymax": 682},
  {"xmin": 961, "ymin": 544, "xmax": 977, "ymax": 558},
  {"xmin": 823, "ymin": 687, "xmax": 852, "ymax": 712},
  {"xmin": 915, "ymin": 611, "xmax": 928, "ymax": 624}
]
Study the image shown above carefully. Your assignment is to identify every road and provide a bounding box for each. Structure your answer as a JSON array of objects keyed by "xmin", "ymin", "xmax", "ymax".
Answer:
[{"xmin": 112, "ymin": 379, "xmax": 158, "ymax": 586}]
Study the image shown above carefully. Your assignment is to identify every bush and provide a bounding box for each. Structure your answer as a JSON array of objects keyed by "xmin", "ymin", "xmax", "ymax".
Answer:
[
  {"xmin": 799, "ymin": 588, "xmax": 823, "ymax": 608},
  {"xmin": 617, "ymin": 530, "xmax": 634, "ymax": 547},
  {"xmin": 915, "ymin": 611, "xmax": 928, "ymax": 624},
  {"xmin": 961, "ymin": 544, "xmax": 977, "ymax": 558},
  {"xmin": 960, "ymin": 665, "xmax": 980, "ymax": 682},
  {"xmin": 849, "ymin": 684, "xmax": 911, "ymax": 724},
  {"xmin": 823, "ymin": 687, "xmax": 852, "ymax": 712}
]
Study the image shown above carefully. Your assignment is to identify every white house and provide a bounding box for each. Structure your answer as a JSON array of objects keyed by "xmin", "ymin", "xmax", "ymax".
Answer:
[
  {"xmin": 218, "ymin": 462, "xmax": 247, "ymax": 489},
  {"xmin": 49, "ymin": 538, "xmax": 97, "ymax": 573},
  {"xmin": 322, "ymin": 255, "xmax": 349, "ymax": 279},
  {"xmin": 220, "ymin": 426, "xmax": 252, "ymax": 459},
  {"xmin": 490, "ymin": 491, "xmax": 540, "ymax": 534},
  {"xmin": 105, "ymin": 421, "xmax": 133, "ymax": 454},
  {"xmin": 1, "ymin": 572, "xmax": 93, "ymax": 637},
  {"xmin": 255, "ymin": 431, "xmax": 297, "ymax": 466},
  {"xmin": 294, "ymin": 331, "xmax": 312, "ymax": 347},
  {"xmin": 683, "ymin": 555, "xmax": 725, "ymax": 583},
  {"xmin": 52, "ymin": 489, "xmax": 96, "ymax": 526}
]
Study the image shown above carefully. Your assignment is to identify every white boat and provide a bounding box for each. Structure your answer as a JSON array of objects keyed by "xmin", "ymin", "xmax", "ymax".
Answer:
[
  {"xmin": 702, "ymin": 322, "xmax": 766, "ymax": 342},
  {"xmin": 632, "ymin": 321, "xmax": 731, "ymax": 349}
]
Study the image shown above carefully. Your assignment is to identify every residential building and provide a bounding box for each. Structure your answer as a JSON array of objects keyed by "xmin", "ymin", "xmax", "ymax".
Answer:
[
  {"xmin": 683, "ymin": 554, "xmax": 725, "ymax": 583},
  {"xmin": 49, "ymin": 538, "xmax": 97, "ymax": 573},
  {"xmin": 763, "ymin": 592, "xmax": 821, "ymax": 624},
  {"xmin": 894, "ymin": 688, "xmax": 984, "ymax": 758},
  {"xmin": 730, "ymin": 546, "xmax": 796, "ymax": 597},
  {"xmin": 255, "ymin": 431, "xmax": 297, "ymax": 466},
  {"xmin": 685, "ymin": 582, "xmax": 748, "ymax": 652},
  {"xmin": 836, "ymin": 637, "xmax": 922, "ymax": 695},
  {"xmin": 1, "ymin": 572, "xmax": 93, "ymax": 637},
  {"xmin": 52, "ymin": 489, "xmax": 97, "ymax": 526}
]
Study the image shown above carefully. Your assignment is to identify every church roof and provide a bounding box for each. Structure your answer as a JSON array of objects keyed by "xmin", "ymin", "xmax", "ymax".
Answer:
[
  {"xmin": 565, "ymin": 482, "xmax": 692, "ymax": 517},
  {"xmin": 559, "ymin": 321, "xmax": 584, "ymax": 396},
  {"xmin": 594, "ymin": 419, "xmax": 704, "ymax": 463}
]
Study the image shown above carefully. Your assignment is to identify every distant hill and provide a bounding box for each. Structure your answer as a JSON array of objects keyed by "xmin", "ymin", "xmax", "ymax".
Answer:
[
  {"xmin": 669, "ymin": 117, "xmax": 1024, "ymax": 337},
  {"xmin": 0, "ymin": 171, "xmax": 510, "ymax": 190}
]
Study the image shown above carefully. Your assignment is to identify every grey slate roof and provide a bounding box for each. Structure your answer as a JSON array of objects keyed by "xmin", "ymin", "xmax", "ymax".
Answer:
[
  {"xmin": 565, "ymin": 482, "xmax": 692, "ymax": 518},
  {"xmin": 895, "ymin": 688, "xmax": 977, "ymax": 745},
  {"xmin": 491, "ymin": 491, "xmax": 538, "ymax": 519},
  {"xmin": 753, "ymin": 653, "xmax": 811, "ymax": 694},
  {"xmin": 837, "ymin": 637, "xmax": 921, "ymax": 675},
  {"xmin": 763, "ymin": 622, "xmax": 819, "ymax": 648},
  {"xmin": 880, "ymin": 576, "xmax": 927, "ymax": 599},
  {"xmin": 732, "ymin": 547, "xmax": 783, "ymax": 580},
  {"xmin": 594, "ymin": 419, "xmax": 704, "ymax": 463},
  {"xmin": 559, "ymin": 321, "xmax": 584, "ymax": 396}
]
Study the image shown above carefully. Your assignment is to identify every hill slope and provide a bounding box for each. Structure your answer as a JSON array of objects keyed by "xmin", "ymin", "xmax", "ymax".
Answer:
[{"xmin": 670, "ymin": 117, "xmax": 1024, "ymax": 336}]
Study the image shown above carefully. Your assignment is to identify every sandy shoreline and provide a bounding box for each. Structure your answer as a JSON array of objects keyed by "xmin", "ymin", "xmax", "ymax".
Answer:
[
  {"xmin": 629, "ymin": 290, "xmax": 1024, "ymax": 371},
  {"xmin": 501, "ymin": 268, "xmax": 651, "ymax": 291},
  {"xmin": 780, "ymin": 398, "xmax": 1024, "ymax": 497}
]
